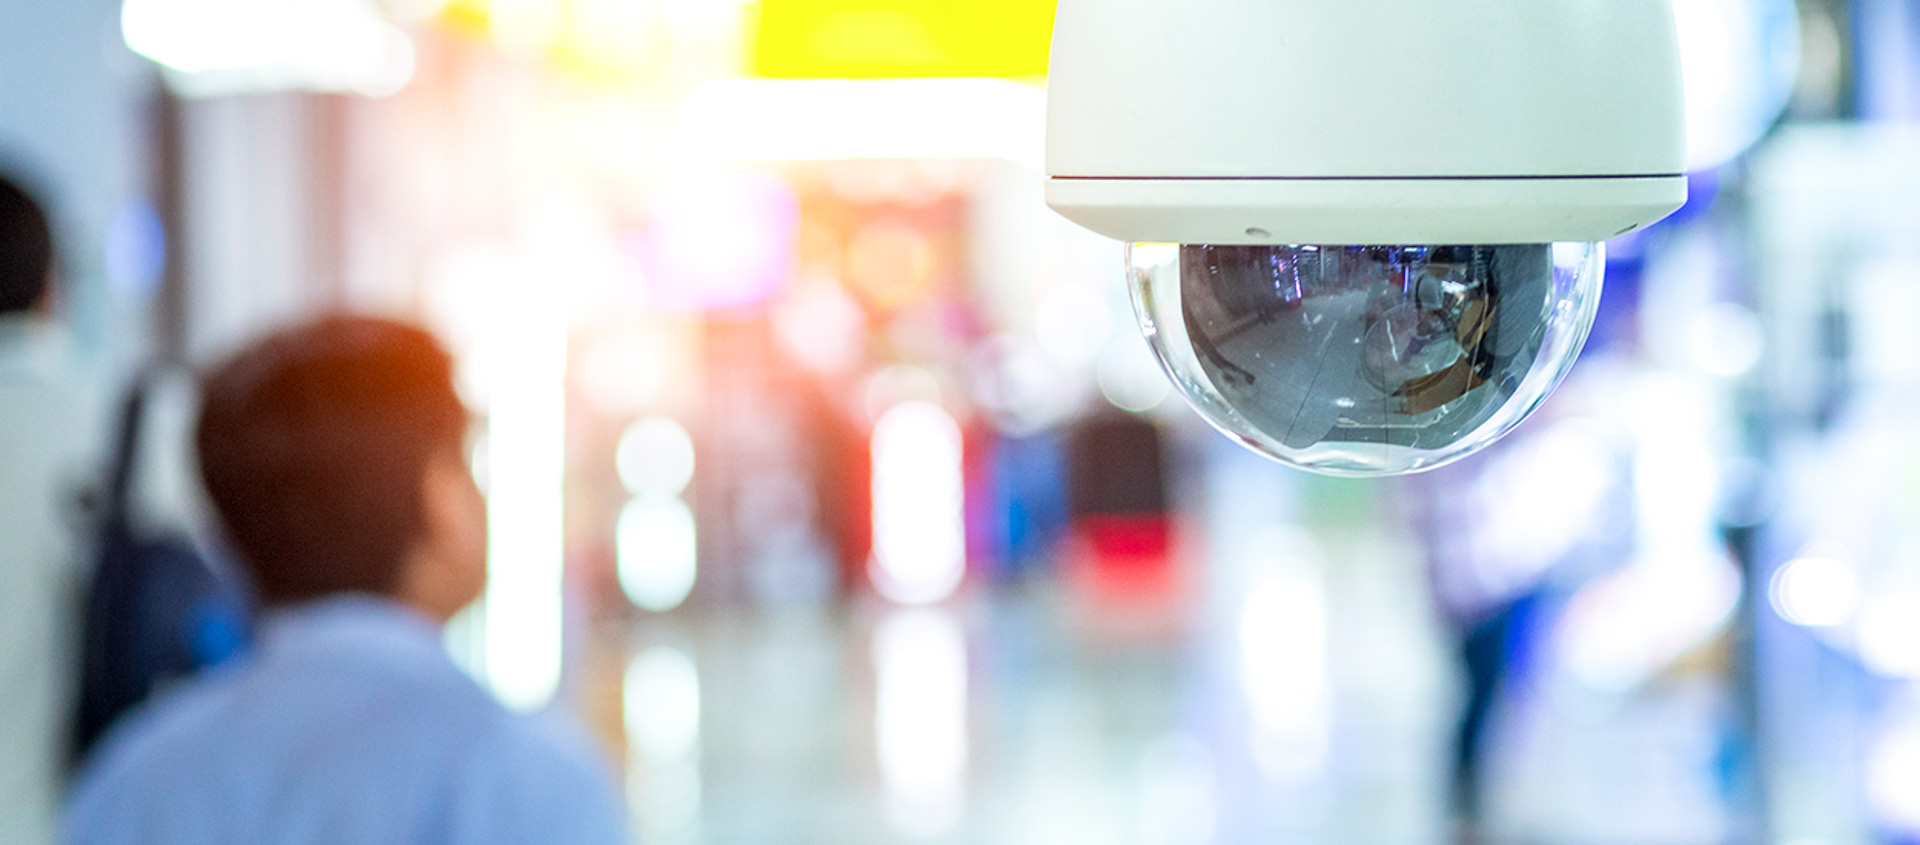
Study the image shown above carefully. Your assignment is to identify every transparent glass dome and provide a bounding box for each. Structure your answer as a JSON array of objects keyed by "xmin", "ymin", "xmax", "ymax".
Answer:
[{"xmin": 1129, "ymin": 242, "xmax": 1604, "ymax": 477}]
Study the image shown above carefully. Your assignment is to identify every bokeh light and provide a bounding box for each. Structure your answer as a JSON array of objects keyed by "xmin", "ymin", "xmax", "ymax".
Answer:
[
  {"xmin": 618, "ymin": 416, "xmax": 697, "ymax": 499},
  {"xmin": 869, "ymin": 401, "xmax": 967, "ymax": 605},
  {"xmin": 773, "ymin": 281, "xmax": 868, "ymax": 376},
  {"xmin": 873, "ymin": 609, "xmax": 969, "ymax": 838},
  {"xmin": 1871, "ymin": 716, "xmax": 1920, "ymax": 833},
  {"xmin": 625, "ymin": 646, "xmax": 703, "ymax": 763},
  {"xmin": 643, "ymin": 171, "xmax": 800, "ymax": 312},
  {"xmin": 105, "ymin": 200, "xmax": 167, "ymax": 303},
  {"xmin": 624, "ymin": 646, "xmax": 703, "ymax": 842},
  {"xmin": 1860, "ymin": 594, "xmax": 1920, "ymax": 679},
  {"xmin": 618, "ymin": 499, "xmax": 699, "ymax": 613},
  {"xmin": 1239, "ymin": 570, "xmax": 1331, "ymax": 782},
  {"xmin": 1769, "ymin": 554, "xmax": 1862, "ymax": 628},
  {"xmin": 1095, "ymin": 336, "xmax": 1169, "ymax": 414}
]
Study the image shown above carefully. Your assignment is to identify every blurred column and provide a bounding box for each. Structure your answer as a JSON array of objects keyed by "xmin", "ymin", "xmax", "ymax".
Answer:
[
  {"xmin": 154, "ymin": 91, "xmax": 188, "ymax": 366},
  {"xmin": 176, "ymin": 93, "xmax": 345, "ymax": 362}
]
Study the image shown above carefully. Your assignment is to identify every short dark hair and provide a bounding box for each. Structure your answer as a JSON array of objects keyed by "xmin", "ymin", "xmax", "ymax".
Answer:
[
  {"xmin": 196, "ymin": 315, "xmax": 469, "ymax": 605},
  {"xmin": 0, "ymin": 172, "xmax": 53, "ymax": 314}
]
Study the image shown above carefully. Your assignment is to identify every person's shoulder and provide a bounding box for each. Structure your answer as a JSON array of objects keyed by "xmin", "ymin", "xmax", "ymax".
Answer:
[
  {"xmin": 443, "ymin": 709, "xmax": 628, "ymax": 844},
  {"xmin": 90, "ymin": 666, "xmax": 245, "ymax": 759},
  {"xmin": 400, "ymin": 663, "xmax": 615, "ymax": 792},
  {"xmin": 65, "ymin": 670, "xmax": 244, "ymax": 827},
  {"xmin": 470, "ymin": 707, "xmax": 617, "ymax": 788}
]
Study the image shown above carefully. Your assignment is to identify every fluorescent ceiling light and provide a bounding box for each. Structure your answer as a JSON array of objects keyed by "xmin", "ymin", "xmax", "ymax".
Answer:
[{"xmin": 122, "ymin": 0, "xmax": 416, "ymax": 97}]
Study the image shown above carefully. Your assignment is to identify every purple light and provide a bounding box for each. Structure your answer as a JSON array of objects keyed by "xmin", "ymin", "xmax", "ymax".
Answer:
[{"xmin": 642, "ymin": 171, "xmax": 800, "ymax": 312}]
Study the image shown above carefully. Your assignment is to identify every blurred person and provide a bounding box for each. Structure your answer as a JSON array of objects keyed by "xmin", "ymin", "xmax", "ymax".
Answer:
[
  {"xmin": 1403, "ymin": 373, "xmax": 1632, "ymax": 844},
  {"xmin": 0, "ymin": 171, "xmax": 100, "ymax": 845},
  {"xmin": 65, "ymin": 316, "xmax": 625, "ymax": 844}
]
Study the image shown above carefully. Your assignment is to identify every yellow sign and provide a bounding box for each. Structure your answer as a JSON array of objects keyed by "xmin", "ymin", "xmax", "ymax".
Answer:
[{"xmin": 751, "ymin": 0, "xmax": 1054, "ymax": 80}]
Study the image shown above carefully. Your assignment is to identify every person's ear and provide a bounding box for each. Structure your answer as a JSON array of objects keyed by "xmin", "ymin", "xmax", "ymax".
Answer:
[
  {"xmin": 397, "ymin": 450, "xmax": 488, "ymax": 621},
  {"xmin": 34, "ymin": 273, "xmax": 56, "ymax": 317}
]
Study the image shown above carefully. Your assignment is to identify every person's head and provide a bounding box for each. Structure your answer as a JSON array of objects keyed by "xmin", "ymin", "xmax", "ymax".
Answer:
[
  {"xmin": 196, "ymin": 315, "xmax": 485, "ymax": 621},
  {"xmin": 0, "ymin": 172, "xmax": 53, "ymax": 316}
]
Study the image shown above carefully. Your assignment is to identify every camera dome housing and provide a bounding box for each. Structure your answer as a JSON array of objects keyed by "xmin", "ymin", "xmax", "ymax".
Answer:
[
  {"xmin": 1132, "ymin": 242, "xmax": 1603, "ymax": 475},
  {"xmin": 1045, "ymin": 0, "xmax": 1688, "ymax": 475}
]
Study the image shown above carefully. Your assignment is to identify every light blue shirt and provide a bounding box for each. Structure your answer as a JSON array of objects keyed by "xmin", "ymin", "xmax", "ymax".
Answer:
[{"xmin": 64, "ymin": 597, "xmax": 627, "ymax": 845}]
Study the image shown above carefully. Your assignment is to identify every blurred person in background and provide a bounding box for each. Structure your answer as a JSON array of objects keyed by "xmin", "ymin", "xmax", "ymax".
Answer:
[
  {"xmin": 64, "ymin": 316, "xmax": 625, "ymax": 844},
  {"xmin": 0, "ymin": 171, "xmax": 100, "ymax": 845},
  {"xmin": 1405, "ymin": 375, "xmax": 1632, "ymax": 844}
]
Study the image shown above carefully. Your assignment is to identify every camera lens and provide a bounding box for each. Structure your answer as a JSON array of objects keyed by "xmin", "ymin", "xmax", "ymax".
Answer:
[{"xmin": 1129, "ymin": 242, "xmax": 1603, "ymax": 476}]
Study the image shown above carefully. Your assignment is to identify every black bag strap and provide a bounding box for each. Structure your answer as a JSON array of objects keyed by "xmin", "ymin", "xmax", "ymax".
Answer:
[
  {"xmin": 101, "ymin": 369, "xmax": 154, "ymax": 532},
  {"xmin": 72, "ymin": 370, "xmax": 156, "ymax": 769}
]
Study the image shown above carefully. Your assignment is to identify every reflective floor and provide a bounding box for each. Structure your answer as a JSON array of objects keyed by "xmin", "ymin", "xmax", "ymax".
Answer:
[{"xmin": 585, "ymin": 467, "xmax": 1742, "ymax": 844}]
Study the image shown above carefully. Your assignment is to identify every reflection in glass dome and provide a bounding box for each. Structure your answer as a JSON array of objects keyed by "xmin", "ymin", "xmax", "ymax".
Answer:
[{"xmin": 1130, "ymin": 243, "xmax": 1603, "ymax": 476}]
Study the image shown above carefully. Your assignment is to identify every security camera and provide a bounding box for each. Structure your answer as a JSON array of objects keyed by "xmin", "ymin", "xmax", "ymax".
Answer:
[{"xmin": 1045, "ymin": 0, "xmax": 1688, "ymax": 476}]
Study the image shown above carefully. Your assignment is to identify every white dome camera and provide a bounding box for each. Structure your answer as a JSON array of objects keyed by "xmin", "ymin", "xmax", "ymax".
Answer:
[{"xmin": 1046, "ymin": 0, "xmax": 1689, "ymax": 476}]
